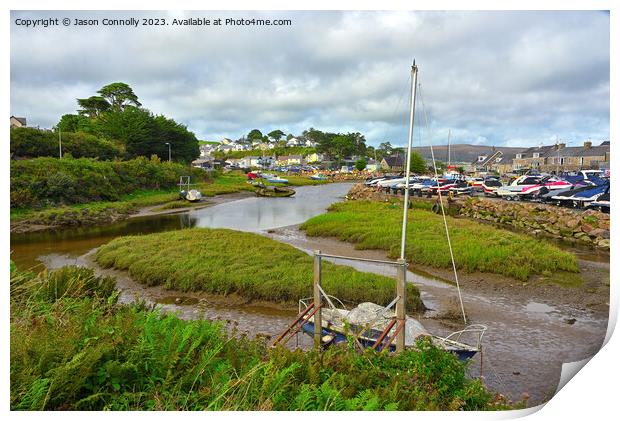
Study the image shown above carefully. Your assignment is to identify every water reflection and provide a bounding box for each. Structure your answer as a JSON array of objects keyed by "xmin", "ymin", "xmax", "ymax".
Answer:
[{"xmin": 10, "ymin": 183, "xmax": 352, "ymax": 269}]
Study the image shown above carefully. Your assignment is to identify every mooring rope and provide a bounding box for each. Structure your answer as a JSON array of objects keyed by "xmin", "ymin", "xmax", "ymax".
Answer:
[{"xmin": 417, "ymin": 82, "xmax": 468, "ymax": 325}]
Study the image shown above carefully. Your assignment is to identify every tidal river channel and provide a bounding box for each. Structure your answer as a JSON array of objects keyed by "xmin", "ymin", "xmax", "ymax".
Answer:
[{"xmin": 10, "ymin": 183, "xmax": 608, "ymax": 407}]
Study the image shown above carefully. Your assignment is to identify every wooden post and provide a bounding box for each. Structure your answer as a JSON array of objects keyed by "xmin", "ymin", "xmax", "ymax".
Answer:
[
  {"xmin": 396, "ymin": 258, "xmax": 407, "ymax": 352},
  {"xmin": 313, "ymin": 250, "xmax": 322, "ymax": 349}
]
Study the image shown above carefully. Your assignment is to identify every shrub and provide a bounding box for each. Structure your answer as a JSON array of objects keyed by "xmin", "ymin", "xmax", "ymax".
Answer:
[
  {"xmin": 10, "ymin": 156, "xmax": 207, "ymax": 208},
  {"xmin": 10, "ymin": 127, "xmax": 124, "ymax": 160}
]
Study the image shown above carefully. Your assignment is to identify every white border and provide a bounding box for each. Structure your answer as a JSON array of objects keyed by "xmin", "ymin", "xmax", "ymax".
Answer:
[{"xmin": 2, "ymin": 1, "xmax": 616, "ymax": 420}]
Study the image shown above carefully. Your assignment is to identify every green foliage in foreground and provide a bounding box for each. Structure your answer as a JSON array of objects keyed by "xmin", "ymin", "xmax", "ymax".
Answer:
[
  {"xmin": 95, "ymin": 228, "xmax": 424, "ymax": 311},
  {"xmin": 10, "ymin": 155, "xmax": 206, "ymax": 209},
  {"xmin": 11, "ymin": 266, "xmax": 514, "ymax": 410},
  {"xmin": 300, "ymin": 200, "xmax": 579, "ymax": 281}
]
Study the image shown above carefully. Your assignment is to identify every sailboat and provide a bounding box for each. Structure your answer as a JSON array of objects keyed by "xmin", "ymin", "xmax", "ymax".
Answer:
[{"xmin": 273, "ymin": 63, "xmax": 486, "ymax": 361}]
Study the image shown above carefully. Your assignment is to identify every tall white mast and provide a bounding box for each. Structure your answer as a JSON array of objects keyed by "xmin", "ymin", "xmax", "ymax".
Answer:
[
  {"xmin": 400, "ymin": 62, "xmax": 418, "ymax": 260},
  {"xmin": 447, "ymin": 129, "xmax": 451, "ymax": 168}
]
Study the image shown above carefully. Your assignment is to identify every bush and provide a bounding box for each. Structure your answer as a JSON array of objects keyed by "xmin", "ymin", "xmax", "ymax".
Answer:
[
  {"xmin": 10, "ymin": 156, "xmax": 207, "ymax": 208},
  {"xmin": 10, "ymin": 127, "xmax": 124, "ymax": 160}
]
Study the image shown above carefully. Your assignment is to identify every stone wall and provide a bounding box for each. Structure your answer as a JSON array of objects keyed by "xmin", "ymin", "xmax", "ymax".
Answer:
[{"xmin": 458, "ymin": 198, "xmax": 610, "ymax": 250}]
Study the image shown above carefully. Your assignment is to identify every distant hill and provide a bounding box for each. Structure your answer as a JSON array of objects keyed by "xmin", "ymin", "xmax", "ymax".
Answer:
[{"xmin": 402, "ymin": 144, "xmax": 525, "ymax": 164}]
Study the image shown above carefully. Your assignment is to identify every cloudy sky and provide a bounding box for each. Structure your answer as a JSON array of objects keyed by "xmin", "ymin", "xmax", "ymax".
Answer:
[{"xmin": 10, "ymin": 10, "xmax": 609, "ymax": 148}]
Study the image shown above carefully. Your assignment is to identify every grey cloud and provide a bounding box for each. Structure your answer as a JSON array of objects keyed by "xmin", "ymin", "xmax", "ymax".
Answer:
[{"xmin": 10, "ymin": 10, "xmax": 609, "ymax": 148}]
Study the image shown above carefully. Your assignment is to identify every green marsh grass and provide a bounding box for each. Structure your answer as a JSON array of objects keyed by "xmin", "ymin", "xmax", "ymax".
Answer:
[
  {"xmin": 300, "ymin": 200, "xmax": 579, "ymax": 281},
  {"xmin": 95, "ymin": 228, "xmax": 424, "ymax": 311},
  {"xmin": 11, "ymin": 266, "xmax": 515, "ymax": 410}
]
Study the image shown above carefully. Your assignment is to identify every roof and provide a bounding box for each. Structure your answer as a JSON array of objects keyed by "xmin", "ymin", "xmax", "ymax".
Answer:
[
  {"xmin": 543, "ymin": 144, "xmax": 609, "ymax": 158},
  {"xmin": 515, "ymin": 145, "xmax": 556, "ymax": 158},
  {"xmin": 382, "ymin": 155, "xmax": 405, "ymax": 167},
  {"xmin": 475, "ymin": 150, "xmax": 503, "ymax": 167},
  {"xmin": 11, "ymin": 116, "xmax": 26, "ymax": 125}
]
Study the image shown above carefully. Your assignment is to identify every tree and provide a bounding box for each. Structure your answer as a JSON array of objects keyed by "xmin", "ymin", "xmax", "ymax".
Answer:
[
  {"xmin": 377, "ymin": 142, "xmax": 394, "ymax": 159},
  {"xmin": 97, "ymin": 82, "xmax": 141, "ymax": 111},
  {"xmin": 76, "ymin": 96, "xmax": 111, "ymax": 118},
  {"xmin": 268, "ymin": 129, "xmax": 285, "ymax": 141},
  {"xmin": 56, "ymin": 114, "xmax": 93, "ymax": 133},
  {"xmin": 247, "ymin": 129, "xmax": 263, "ymax": 142},
  {"xmin": 409, "ymin": 151, "xmax": 427, "ymax": 174},
  {"xmin": 355, "ymin": 157, "xmax": 367, "ymax": 171}
]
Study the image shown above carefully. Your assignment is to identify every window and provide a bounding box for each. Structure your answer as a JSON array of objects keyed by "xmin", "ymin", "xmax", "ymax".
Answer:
[
  {"xmin": 533, "ymin": 152, "xmax": 540, "ymax": 158},
  {"xmin": 516, "ymin": 154, "xmax": 522, "ymax": 159},
  {"xmin": 560, "ymin": 158, "xmax": 565, "ymax": 165},
  {"xmin": 519, "ymin": 177, "xmax": 540, "ymax": 185},
  {"xmin": 579, "ymin": 157, "xmax": 584, "ymax": 166}
]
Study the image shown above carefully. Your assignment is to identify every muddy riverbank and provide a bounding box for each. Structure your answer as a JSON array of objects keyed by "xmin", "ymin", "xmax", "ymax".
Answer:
[{"xmin": 267, "ymin": 225, "xmax": 609, "ymax": 316}]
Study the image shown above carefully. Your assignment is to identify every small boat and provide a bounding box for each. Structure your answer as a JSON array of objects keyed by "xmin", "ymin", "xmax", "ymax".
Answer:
[
  {"xmin": 310, "ymin": 174, "xmax": 328, "ymax": 180},
  {"xmin": 266, "ymin": 176, "xmax": 289, "ymax": 184},
  {"xmin": 481, "ymin": 177, "xmax": 503, "ymax": 196},
  {"xmin": 183, "ymin": 189, "xmax": 202, "ymax": 202},
  {"xmin": 178, "ymin": 176, "xmax": 202, "ymax": 202},
  {"xmin": 587, "ymin": 185, "xmax": 610, "ymax": 213},
  {"xmin": 299, "ymin": 300, "xmax": 485, "ymax": 361},
  {"xmin": 255, "ymin": 184, "xmax": 295, "ymax": 197}
]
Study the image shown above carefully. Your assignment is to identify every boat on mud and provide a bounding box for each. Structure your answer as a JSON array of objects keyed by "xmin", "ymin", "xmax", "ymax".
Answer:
[
  {"xmin": 273, "ymin": 62, "xmax": 486, "ymax": 361},
  {"xmin": 178, "ymin": 176, "xmax": 203, "ymax": 202},
  {"xmin": 298, "ymin": 300, "xmax": 484, "ymax": 361},
  {"xmin": 255, "ymin": 184, "xmax": 296, "ymax": 197}
]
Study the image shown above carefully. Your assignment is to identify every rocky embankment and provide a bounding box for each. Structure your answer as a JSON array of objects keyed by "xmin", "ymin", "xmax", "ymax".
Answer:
[
  {"xmin": 346, "ymin": 184, "xmax": 610, "ymax": 250},
  {"xmin": 459, "ymin": 198, "xmax": 610, "ymax": 250}
]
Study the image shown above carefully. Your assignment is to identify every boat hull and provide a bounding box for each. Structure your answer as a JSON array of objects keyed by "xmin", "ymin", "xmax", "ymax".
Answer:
[
  {"xmin": 300, "ymin": 322, "xmax": 477, "ymax": 361},
  {"xmin": 255, "ymin": 187, "xmax": 295, "ymax": 197}
]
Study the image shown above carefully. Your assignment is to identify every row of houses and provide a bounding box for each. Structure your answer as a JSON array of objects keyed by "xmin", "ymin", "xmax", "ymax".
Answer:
[
  {"xmin": 471, "ymin": 141, "xmax": 610, "ymax": 175},
  {"xmin": 199, "ymin": 136, "xmax": 318, "ymax": 158}
]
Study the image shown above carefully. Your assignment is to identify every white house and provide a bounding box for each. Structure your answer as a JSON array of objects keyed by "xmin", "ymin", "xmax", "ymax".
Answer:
[
  {"xmin": 239, "ymin": 156, "xmax": 261, "ymax": 168},
  {"xmin": 10, "ymin": 116, "xmax": 27, "ymax": 128},
  {"xmin": 199, "ymin": 144, "xmax": 216, "ymax": 157},
  {"xmin": 286, "ymin": 137, "xmax": 301, "ymax": 147},
  {"xmin": 218, "ymin": 144, "xmax": 234, "ymax": 153}
]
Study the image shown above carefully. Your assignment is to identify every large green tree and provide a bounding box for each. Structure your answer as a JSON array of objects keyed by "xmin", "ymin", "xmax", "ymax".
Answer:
[
  {"xmin": 268, "ymin": 129, "xmax": 285, "ymax": 141},
  {"xmin": 97, "ymin": 82, "xmax": 142, "ymax": 111},
  {"xmin": 59, "ymin": 82, "xmax": 199, "ymax": 163},
  {"xmin": 247, "ymin": 129, "xmax": 263, "ymax": 142}
]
